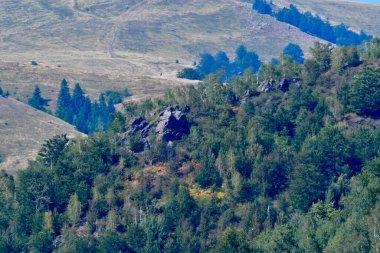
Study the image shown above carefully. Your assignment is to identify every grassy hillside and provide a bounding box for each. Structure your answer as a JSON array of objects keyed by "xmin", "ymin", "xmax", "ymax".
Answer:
[
  {"xmin": 0, "ymin": 0, "xmax": 324, "ymax": 105},
  {"xmin": 0, "ymin": 1, "xmax": 378, "ymax": 106},
  {"xmin": 0, "ymin": 96, "xmax": 83, "ymax": 173}
]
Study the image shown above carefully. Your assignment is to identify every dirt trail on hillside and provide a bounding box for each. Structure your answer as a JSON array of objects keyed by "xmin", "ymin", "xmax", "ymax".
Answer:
[{"xmin": 105, "ymin": 0, "xmax": 150, "ymax": 58}]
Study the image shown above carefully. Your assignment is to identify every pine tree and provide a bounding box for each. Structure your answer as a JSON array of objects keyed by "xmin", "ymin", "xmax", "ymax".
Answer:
[
  {"xmin": 56, "ymin": 79, "xmax": 73, "ymax": 123},
  {"xmin": 72, "ymin": 83, "xmax": 85, "ymax": 115},
  {"xmin": 28, "ymin": 85, "xmax": 48, "ymax": 111},
  {"xmin": 98, "ymin": 94, "xmax": 109, "ymax": 131},
  {"xmin": 74, "ymin": 97, "xmax": 92, "ymax": 134},
  {"xmin": 88, "ymin": 100, "xmax": 100, "ymax": 133}
]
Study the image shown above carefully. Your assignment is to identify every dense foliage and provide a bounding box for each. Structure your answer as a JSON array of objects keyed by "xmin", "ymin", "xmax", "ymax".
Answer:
[
  {"xmin": 1, "ymin": 39, "xmax": 380, "ymax": 252},
  {"xmin": 252, "ymin": 0, "xmax": 372, "ymax": 46},
  {"xmin": 339, "ymin": 66, "xmax": 380, "ymax": 116}
]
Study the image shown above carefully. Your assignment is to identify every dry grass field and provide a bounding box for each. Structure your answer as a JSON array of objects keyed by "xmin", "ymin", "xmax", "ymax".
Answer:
[
  {"xmin": 0, "ymin": 0, "xmax": 325, "ymax": 106},
  {"xmin": 0, "ymin": 96, "xmax": 83, "ymax": 173},
  {"xmin": 0, "ymin": 0, "xmax": 378, "ymax": 106}
]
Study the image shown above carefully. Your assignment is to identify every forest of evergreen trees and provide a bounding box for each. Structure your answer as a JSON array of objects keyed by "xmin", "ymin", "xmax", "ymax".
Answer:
[
  {"xmin": 55, "ymin": 80, "xmax": 118, "ymax": 134},
  {"xmin": 0, "ymin": 38, "xmax": 380, "ymax": 252},
  {"xmin": 253, "ymin": 0, "xmax": 372, "ymax": 46},
  {"xmin": 27, "ymin": 80, "xmax": 130, "ymax": 134}
]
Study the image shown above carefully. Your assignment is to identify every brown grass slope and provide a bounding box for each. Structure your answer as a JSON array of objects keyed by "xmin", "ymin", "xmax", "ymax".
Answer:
[
  {"xmin": 0, "ymin": 96, "xmax": 83, "ymax": 173},
  {"xmin": 0, "ymin": 0, "xmax": 324, "ymax": 105}
]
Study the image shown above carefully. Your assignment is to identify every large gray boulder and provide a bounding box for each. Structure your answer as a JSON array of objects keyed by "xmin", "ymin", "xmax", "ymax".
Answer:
[
  {"xmin": 257, "ymin": 79, "xmax": 276, "ymax": 93},
  {"xmin": 155, "ymin": 106, "xmax": 190, "ymax": 142}
]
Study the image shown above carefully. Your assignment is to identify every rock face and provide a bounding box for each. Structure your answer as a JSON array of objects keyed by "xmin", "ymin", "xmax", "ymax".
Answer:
[
  {"xmin": 121, "ymin": 117, "xmax": 152, "ymax": 148},
  {"xmin": 127, "ymin": 117, "xmax": 151, "ymax": 138},
  {"xmin": 155, "ymin": 106, "xmax": 190, "ymax": 142},
  {"xmin": 257, "ymin": 79, "xmax": 276, "ymax": 93},
  {"xmin": 279, "ymin": 78, "xmax": 302, "ymax": 92},
  {"xmin": 121, "ymin": 106, "xmax": 190, "ymax": 150}
]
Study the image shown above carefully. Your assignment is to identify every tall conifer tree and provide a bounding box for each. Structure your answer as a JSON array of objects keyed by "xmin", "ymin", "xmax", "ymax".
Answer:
[{"xmin": 56, "ymin": 79, "xmax": 73, "ymax": 123}]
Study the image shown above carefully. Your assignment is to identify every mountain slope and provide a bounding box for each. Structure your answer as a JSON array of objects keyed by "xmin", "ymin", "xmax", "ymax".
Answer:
[
  {"xmin": 0, "ymin": 0, "xmax": 324, "ymax": 105},
  {"xmin": 1, "ymin": 1, "xmax": 378, "ymax": 107},
  {"xmin": 0, "ymin": 96, "xmax": 83, "ymax": 173}
]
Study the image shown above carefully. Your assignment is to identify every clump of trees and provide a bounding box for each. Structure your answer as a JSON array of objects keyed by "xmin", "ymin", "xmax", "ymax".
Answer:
[
  {"xmin": 253, "ymin": 0, "xmax": 372, "ymax": 46},
  {"xmin": 339, "ymin": 66, "xmax": 380, "ymax": 116},
  {"xmin": 177, "ymin": 45, "xmax": 261, "ymax": 80},
  {"xmin": 177, "ymin": 68, "xmax": 201, "ymax": 80},
  {"xmin": 56, "ymin": 79, "xmax": 126, "ymax": 133},
  {"xmin": 283, "ymin": 43, "xmax": 304, "ymax": 63},
  {"xmin": 26, "ymin": 80, "xmax": 131, "ymax": 134}
]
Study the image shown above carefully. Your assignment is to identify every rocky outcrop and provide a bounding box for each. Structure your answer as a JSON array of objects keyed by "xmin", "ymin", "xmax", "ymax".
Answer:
[
  {"xmin": 279, "ymin": 78, "xmax": 302, "ymax": 92},
  {"xmin": 127, "ymin": 117, "xmax": 151, "ymax": 138},
  {"xmin": 121, "ymin": 107, "xmax": 190, "ymax": 150},
  {"xmin": 155, "ymin": 106, "xmax": 190, "ymax": 142},
  {"xmin": 120, "ymin": 117, "xmax": 151, "ymax": 148},
  {"xmin": 257, "ymin": 79, "xmax": 275, "ymax": 93}
]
